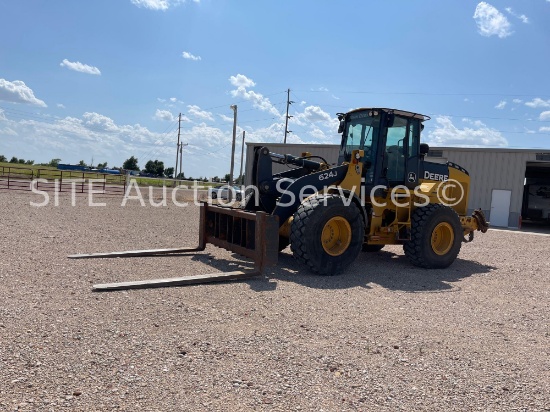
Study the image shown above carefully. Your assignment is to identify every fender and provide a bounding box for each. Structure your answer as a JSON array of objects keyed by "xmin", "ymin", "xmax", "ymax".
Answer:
[
  {"xmin": 326, "ymin": 188, "xmax": 369, "ymax": 228},
  {"xmin": 272, "ymin": 165, "xmax": 348, "ymax": 225}
]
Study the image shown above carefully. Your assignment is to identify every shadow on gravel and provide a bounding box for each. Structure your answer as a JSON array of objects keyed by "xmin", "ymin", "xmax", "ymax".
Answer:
[
  {"xmin": 259, "ymin": 250, "xmax": 497, "ymax": 293},
  {"xmin": 144, "ymin": 249, "xmax": 496, "ymax": 293}
]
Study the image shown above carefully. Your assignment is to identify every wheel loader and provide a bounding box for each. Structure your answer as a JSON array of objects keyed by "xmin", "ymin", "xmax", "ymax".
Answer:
[{"xmin": 71, "ymin": 107, "xmax": 488, "ymax": 291}]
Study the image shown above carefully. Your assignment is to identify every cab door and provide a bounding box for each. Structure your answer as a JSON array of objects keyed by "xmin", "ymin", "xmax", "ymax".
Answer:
[{"xmin": 383, "ymin": 116, "xmax": 420, "ymax": 188}]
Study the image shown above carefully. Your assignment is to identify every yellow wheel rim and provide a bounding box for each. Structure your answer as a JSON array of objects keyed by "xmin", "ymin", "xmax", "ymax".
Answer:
[
  {"xmin": 321, "ymin": 216, "xmax": 352, "ymax": 256},
  {"xmin": 431, "ymin": 222, "xmax": 454, "ymax": 256}
]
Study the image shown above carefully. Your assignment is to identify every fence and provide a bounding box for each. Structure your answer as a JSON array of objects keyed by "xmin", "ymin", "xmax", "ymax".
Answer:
[{"xmin": 0, "ymin": 165, "xmax": 126, "ymax": 195}]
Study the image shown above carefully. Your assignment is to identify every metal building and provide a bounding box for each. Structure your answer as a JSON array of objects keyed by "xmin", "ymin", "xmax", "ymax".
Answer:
[{"xmin": 245, "ymin": 143, "xmax": 550, "ymax": 228}]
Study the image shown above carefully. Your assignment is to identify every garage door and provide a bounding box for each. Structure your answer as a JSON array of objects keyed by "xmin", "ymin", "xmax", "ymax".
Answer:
[{"xmin": 490, "ymin": 189, "xmax": 511, "ymax": 227}]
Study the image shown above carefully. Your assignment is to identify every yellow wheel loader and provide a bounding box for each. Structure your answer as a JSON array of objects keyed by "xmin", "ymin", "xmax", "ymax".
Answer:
[{"xmin": 71, "ymin": 108, "xmax": 488, "ymax": 290}]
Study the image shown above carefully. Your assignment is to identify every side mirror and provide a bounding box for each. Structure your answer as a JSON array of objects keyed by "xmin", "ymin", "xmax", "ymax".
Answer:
[
  {"xmin": 419, "ymin": 143, "xmax": 430, "ymax": 156},
  {"xmin": 338, "ymin": 120, "xmax": 345, "ymax": 134}
]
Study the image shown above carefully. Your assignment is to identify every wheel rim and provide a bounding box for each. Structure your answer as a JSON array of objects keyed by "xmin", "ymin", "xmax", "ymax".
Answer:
[
  {"xmin": 321, "ymin": 216, "xmax": 352, "ymax": 256},
  {"xmin": 431, "ymin": 222, "xmax": 454, "ymax": 256}
]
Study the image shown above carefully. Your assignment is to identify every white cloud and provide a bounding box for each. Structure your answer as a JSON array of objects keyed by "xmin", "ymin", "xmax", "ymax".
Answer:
[
  {"xmin": 229, "ymin": 74, "xmax": 256, "ymax": 88},
  {"xmin": 0, "ymin": 108, "xmax": 235, "ymax": 177},
  {"xmin": 525, "ymin": 98, "xmax": 550, "ymax": 108},
  {"xmin": 473, "ymin": 2, "xmax": 513, "ymax": 38},
  {"xmin": 83, "ymin": 112, "xmax": 119, "ymax": 131},
  {"xmin": 57, "ymin": 103, "xmax": 66, "ymax": 109},
  {"xmin": 0, "ymin": 127, "xmax": 18, "ymax": 136},
  {"xmin": 0, "ymin": 79, "xmax": 47, "ymax": 107},
  {"xmin": 187, "ymin": 105, "xmax": 214, "ymax": 121},
  {"xmin": 495, "ymin": 100, "xmax": 507, "ymax": 109},
  {"xmin": 539, "ymin": 126, "xmax": 550, "ymax": 132},
  {"xmin": 131, "ymin": 0, "xmax": 199, "ymax": 10},
  {"xmin": 182, "ymin": 51, "xmax": 201, "ymax": 61},
  {"xmin": 299, "ymin": 106, "xmax": 332, "ymax": 123},
  {"xmin": 154, "ymin": 109, "xmax": 176, "ymax": 122},
  {"xmin": 505, "ymin": 7, "xmax": 529, "ymax": 24},
  {"xmin": 540, "ymin": 111, "xmax": 550, "ymax": 121},
  {"xmin": 132, "ymin": 0, "xmax": 169, "ymax": 10},
  {"xmin": 229, "ymin": 74, "xmax": 280, "ymax": 117},
  {"xmin": 0, "ymin": 109, "xmax": 6, "ymax": 121},
  {"xmin": 60, "ymin": 59, "xmax": 101, "ymax": 75},
  {"xmin": 331, "ymin": 95, "xmax": 340, "ymax": 100},
  {"xmin": 426, "ymin": 116, "xmax": 508, "ymax": 147},
  {"xmin": 218, "ymin": 114, "xmax": 233, "ymax": 122},
  {"xmin": 512, "ymin": 99, "xmax": 523, "ymax": 104},
  {"xmin": 316, "ymin": 87, "xmax": 329, "ymax": 92}
]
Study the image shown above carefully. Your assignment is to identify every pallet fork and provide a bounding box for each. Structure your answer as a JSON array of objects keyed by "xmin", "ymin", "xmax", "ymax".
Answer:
[{"xmin": 69, "ymin": 203, "xmax": 279, "ymax": 291}]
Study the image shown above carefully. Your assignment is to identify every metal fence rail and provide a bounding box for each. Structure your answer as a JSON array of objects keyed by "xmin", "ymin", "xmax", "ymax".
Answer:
[{"xmin": 0, "ymin": 165, "xmax": 126, "ymax": 195}]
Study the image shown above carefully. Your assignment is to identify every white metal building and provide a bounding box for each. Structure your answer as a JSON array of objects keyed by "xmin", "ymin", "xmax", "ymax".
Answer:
[{"xmin": 245, "ymin": 143, "xmax": 550, "ymax": 228}]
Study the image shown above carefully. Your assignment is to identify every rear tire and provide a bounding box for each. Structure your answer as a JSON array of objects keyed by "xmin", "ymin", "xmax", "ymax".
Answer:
[
  {"xmin": 404, "ymin": 204, "xmax": 462, "ymax": 268},
  {"xmin": 290, "ymin": 194, "xmax": 364, "ymax": 276}
]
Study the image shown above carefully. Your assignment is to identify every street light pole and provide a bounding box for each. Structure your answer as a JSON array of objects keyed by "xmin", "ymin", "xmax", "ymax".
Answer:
[
  {"xmin": 229, "ymin": 104, "xmax": 238, "ymax": 200},
  {"xmin": 239, "ymin": 130, "xmax": 246, "ymax": 186}
]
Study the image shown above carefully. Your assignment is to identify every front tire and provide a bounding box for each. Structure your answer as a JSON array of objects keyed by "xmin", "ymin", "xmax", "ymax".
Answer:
[
  {"xmin": 290, "ymin": 194, "xmax": 364, "ymax": 276},
  {"xmin": 404, "ymin": 204, "xmax": 462, "ymax": 268}
]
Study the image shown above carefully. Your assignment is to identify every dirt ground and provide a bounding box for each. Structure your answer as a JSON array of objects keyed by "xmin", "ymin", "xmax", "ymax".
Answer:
[{"xmin": 0, "ymin": 191, "xmax": 548, "ymax": 411}]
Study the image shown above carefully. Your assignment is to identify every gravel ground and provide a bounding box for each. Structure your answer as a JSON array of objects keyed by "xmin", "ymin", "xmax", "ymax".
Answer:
[{"xmin": 0, "ymin": 191, "xmax": 548, "ymax": 411}]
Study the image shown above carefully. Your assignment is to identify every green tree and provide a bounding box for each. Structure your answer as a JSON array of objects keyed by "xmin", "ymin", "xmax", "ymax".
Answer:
[
  {"xmin": 78, "ymin": 160, "xmax": 87, "ymax": 166},
  {"xmin": 9, "ymin": 156, "xmax": 18, "ymax": 163},
  {"xmin": 122, "ymin": 156, "xmax": 139, "ymax": 171},
  {"xmin": 18, "ymin": 158, "xmax": 25, "ymax": 164},
  {"xmin": 25, "ymin": 160, "xmax": 34, "ymax": 165},
  {"xmin": 0, "ymin": 155, "xmax": 6, "ymax": 162},
  {"xmin": 224, "ymin": 173, "xmax": 230, "ymax": 182},
  {"xmin": 144, "ymin": 160, "xmax": 165, "ymax": 177},
  {"xmin": 176, "ymin": 172, "xmax": 185, "ymax": 179},
  {"xmin": 48, "ymin": 158, "xmax": 61, "ymax": 167},
  {"xmin": 164, "ymin": 167, "xmax": 174, "ymax": 178},
  {"xmin": 97, "ymin": 162, "xmax": 108, "ymax": 169}
]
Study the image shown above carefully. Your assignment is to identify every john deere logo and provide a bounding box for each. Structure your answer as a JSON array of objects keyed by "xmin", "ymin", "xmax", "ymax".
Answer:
[{"xmin": 408, "ymin": 172, "xmax": 416, "ymax": 182}]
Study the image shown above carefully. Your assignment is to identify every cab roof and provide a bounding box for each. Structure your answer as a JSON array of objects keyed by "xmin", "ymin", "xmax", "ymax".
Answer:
[{"xmin": 345, "ymin": 108, "xmax": 430, "ymax": 122}]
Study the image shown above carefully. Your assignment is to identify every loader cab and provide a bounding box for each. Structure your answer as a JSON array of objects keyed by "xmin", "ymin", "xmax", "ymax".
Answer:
[{"xmin": 338, "ymin": 108, "xmax": 429, "ymax": 190}]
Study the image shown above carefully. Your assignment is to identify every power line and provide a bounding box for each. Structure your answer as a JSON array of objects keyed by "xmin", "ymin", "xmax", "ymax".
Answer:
[{"xmin": 293, "ymin": 90, "xmax": 550, "ymax": 98}]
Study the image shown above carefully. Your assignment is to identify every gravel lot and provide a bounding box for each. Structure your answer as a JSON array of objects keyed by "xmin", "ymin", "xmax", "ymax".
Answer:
[{"xmin": 0, "ymin": 190, "xmax": 548, "ymax": 411}]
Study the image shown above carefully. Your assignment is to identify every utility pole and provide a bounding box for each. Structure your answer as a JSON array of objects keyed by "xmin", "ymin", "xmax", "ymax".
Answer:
[
  {"xmin": 283, "ymin": 88, "xmax": 294, "ymax": 144},
  {"xmin": 229, "ymin": 105, "xmax": 238, "ymax": 200},
  {"xmin": 175, "ymin": 113, "xmax": 181, "ymax": 180},
  {"xmin": 179, "ymin": 143, "xmax": 188, "ymax": 179},
  {"xmin": 238, "ymin": 130, "xmax": 246, "ymax": 186}
]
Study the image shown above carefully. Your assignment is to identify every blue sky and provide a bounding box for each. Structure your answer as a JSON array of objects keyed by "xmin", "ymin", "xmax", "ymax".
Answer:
[{"xmin": 1, "ymin": 0, "xmax": 549, "ymax": 177}]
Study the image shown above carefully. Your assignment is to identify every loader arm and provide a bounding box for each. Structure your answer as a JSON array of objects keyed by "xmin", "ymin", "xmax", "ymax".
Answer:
[{"xmin": 271, "ymin": 165, "xmax": 348, "ymax": 225}]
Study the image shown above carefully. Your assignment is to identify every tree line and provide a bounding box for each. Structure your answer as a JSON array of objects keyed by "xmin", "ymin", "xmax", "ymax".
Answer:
[{"xmin": 1, "ymin": 153, "xmax": 244, "ymax": 182}]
